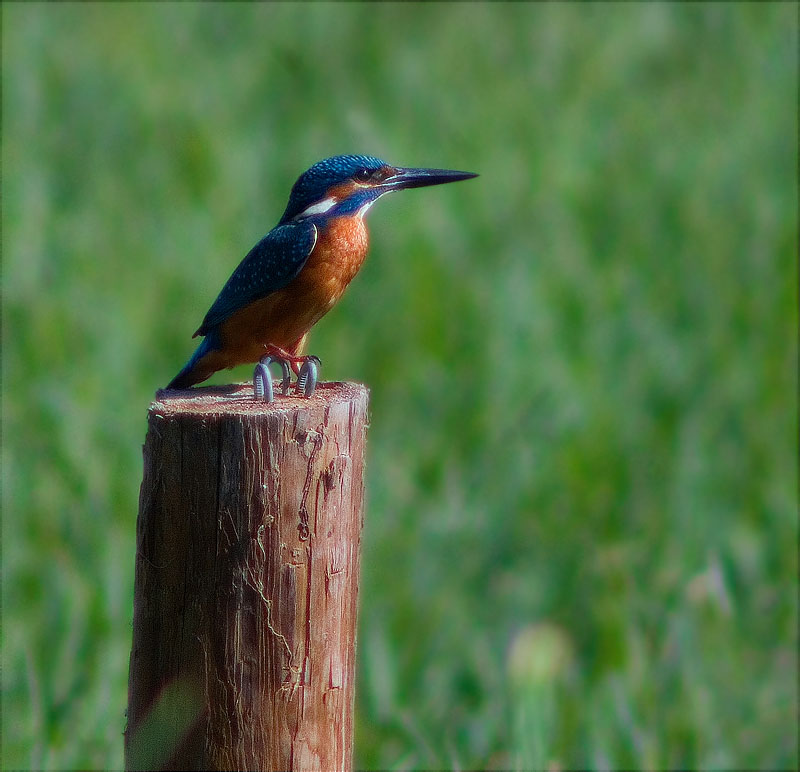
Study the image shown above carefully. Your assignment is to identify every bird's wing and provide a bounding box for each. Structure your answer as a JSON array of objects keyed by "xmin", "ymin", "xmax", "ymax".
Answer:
[{"xmin": 194, "ymin": 220, "xmax": 318, "ymax": 337}]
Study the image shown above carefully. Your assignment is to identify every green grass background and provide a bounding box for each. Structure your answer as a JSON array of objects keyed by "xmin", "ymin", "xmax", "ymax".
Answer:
[{"xmin": 3, "ymin": 3, "xmax": 797, "ymax": 769}]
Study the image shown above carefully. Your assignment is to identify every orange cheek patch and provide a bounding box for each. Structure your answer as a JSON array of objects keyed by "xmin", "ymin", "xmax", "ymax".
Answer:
[{"xmin": 328, "ymin": 181, "xmax": 361, "ymax": 200}]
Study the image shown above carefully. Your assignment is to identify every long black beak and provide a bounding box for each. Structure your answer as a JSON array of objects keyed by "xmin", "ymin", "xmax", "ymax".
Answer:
[{"xmin": 382, "ymin": 166, "xmax": 478, "ymax": 191}]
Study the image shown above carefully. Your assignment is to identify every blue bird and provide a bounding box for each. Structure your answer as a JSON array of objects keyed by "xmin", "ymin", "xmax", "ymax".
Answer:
[{"xmin": 167, "ymin": 154, "xmax": 477, "ymax": 397}]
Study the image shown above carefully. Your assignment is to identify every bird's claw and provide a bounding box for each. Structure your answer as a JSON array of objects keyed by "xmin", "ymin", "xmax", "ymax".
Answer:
[
  {"xmin": 253, "ymin": 353, "xmax": 320, "ymax": 401},
  {"xmin": 296, "ymin": 356, "xmax": 321, "ymax": 397},
  {"xmin": 253, "ymin": 355, "xmax": 291, "ymax": 401}
]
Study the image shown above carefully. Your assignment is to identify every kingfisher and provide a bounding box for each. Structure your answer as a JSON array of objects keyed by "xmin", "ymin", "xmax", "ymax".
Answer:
[{"xmin": 166, "ymin": 154, "xmax": 477, "ymax": 398}]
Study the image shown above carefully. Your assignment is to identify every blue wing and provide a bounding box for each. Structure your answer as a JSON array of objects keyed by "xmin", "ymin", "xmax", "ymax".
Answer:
[{"xmin": 194, "ymin": 220, "xmax": 318, "ymax": 337}]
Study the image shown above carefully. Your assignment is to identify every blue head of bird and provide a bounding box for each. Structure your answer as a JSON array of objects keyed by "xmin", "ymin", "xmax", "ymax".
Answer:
[{"xmin": 279, "ymin": 154, "xmax": 477, "ymax": 225}]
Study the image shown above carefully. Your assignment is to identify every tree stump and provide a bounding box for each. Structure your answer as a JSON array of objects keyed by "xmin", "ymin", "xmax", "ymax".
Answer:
[{"xmin": 125, "ymin": 381, "xmax": 369, "ymax": 771}]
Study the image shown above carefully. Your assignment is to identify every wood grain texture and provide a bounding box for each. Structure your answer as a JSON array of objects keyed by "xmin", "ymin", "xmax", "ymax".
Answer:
[{"xmin": 126, "ymin": 382, "xmax": 369, "ymax": 771}]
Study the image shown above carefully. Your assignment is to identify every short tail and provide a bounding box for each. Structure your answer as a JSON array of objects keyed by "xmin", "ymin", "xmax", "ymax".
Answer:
[{"xmin": 166, "ymin": 332, "xmax": 220, "ymax": 389}]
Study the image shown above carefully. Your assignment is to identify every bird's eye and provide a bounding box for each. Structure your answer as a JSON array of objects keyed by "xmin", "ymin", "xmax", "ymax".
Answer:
[{"xmin": 354, "ymin": 168, "xmax": 373, "ymax": 182}]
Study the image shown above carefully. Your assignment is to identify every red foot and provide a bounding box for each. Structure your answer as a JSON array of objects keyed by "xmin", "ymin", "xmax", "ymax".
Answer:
[{"xmin": 263, "ymin": 344, "xmax": 315, "ymax": 376}]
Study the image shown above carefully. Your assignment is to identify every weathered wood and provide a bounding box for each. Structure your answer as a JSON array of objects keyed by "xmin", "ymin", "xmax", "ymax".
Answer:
[{"xmin": 125, "ymin": 381, "xmax": 369, "ymax": 771}]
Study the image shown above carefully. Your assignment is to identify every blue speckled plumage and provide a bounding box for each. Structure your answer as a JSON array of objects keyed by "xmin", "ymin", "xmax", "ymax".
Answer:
[
  {"xmin": 167, "ymin": 154, "xmax": 477, "ymax": 390},
  {"xmin": 194, "ymin": 221, "xmax": 317, "ymax": 337}
]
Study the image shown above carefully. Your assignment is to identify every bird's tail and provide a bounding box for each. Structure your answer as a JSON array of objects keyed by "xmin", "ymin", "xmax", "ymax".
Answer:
[{"xmin": 166, "ymin": 332, "xmax": 220, "ymax": 390}]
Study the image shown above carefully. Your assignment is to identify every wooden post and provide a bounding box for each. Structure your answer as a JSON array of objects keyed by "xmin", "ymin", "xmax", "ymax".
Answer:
[{"xmin": 125, "ymin": 381, "xmax": 369, "ymax": 771}]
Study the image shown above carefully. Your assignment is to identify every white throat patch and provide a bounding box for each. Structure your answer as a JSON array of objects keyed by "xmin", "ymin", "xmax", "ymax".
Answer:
[
  {"xmin": 357, "ymin": 198, "xmax": 376, "ymax": 217},
  {"xmin": 357, "ymin": 188, "xmax": 396, "ymax": 218}
]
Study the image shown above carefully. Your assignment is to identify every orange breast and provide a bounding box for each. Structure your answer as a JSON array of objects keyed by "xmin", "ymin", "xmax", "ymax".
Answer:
[{"xmin": 216, "ymin": 214, "xmax": 370, "ymax": 367}]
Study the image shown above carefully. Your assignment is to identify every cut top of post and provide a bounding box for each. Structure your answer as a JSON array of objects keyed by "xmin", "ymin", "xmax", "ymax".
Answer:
[{"xmin": 152, "ymin": 380, "xmax": 368, "ymax": 418}]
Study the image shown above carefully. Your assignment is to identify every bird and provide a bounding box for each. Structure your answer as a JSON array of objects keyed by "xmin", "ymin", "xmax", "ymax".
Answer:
[{"xmin": 166, "ymin": 153, "xmax": 477, "ymax": 397}]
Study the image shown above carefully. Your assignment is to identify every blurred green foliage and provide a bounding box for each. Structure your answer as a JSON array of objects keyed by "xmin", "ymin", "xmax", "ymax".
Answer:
[{"xmin": 3, "ymin": 3, "xmax": 796, "ymax": 769}]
